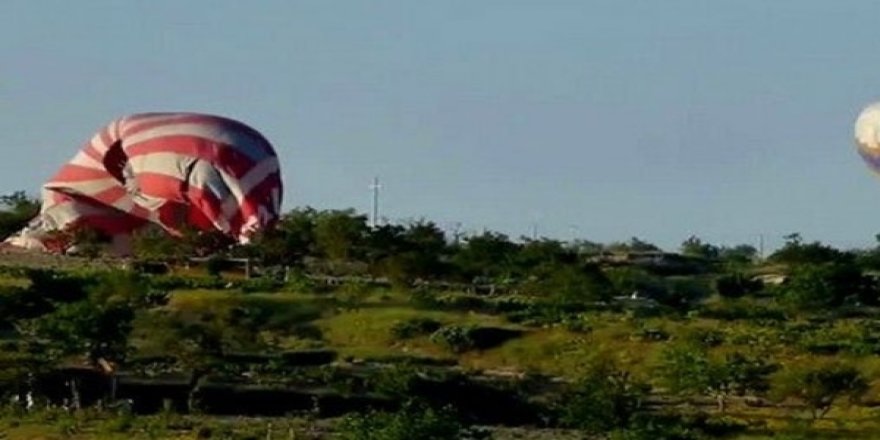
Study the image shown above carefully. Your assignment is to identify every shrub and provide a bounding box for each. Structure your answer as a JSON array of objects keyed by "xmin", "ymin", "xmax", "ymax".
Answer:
[
  {"xmin": 239, "ymin": 277, "xmax": 283, "ymax": 293},
  {"xmin": 608, "ymin": 412, "xmax": 744, "ymax": 440},
  {"xmin": 502, "ymin": 300, "xmax": 596, "ymax": 328},
  {"xmin": 771, "ymin": 363, "xmax": 868, "ymax": 420},
  {"xmin": 97, "ymin": 412, "xmax": 135, "ymax": 434},
  {"xmin": 433, "ymin": 293, "xmax": 489, "ymax": 312},
  {"xmin": 561, "ymin": 315, "xmax": 592, "ymax": 333},
  {"xmin": 715, "ymin": 273, "xmax": 763, "ymax": 298},
  {"xmin": 25, "ymin": 268, "xmax": 93, "ymax": 302},
  {"xmin": 430, "ymin": 326, "xmax": 475, "ymax": 353},
  {"xmin": 391, "ymin": 318, "xmax": 443, "ymax": 339},
  {"xmin": 681, "ymin": 327, "xmax": 724, "ymax": 348},
  {"xmin": 559, "ymin": 358, "xmax": 650, "ymax": 434},
  {"xmin": 659, "ymin": 344, "xmax": 775, "ymax": 412},
  {"xmin": 696, "ymin": 298, "xmax": 786, "ymax": 322},
  {"xmin": 630, "ymin": 326, "xmax": 669, "ymax": 342},
  {"xmin": 778, "ymin": 263, "xmax": 876, "ymax": 310},
  {"xmin": 337, "ymin": 401, "xmax": 465, "ymax": 440},
  {"xmin": 368, "ymin": 364, "xmax": 424, "ymax": 397},
  {"xmin": 608, "ymin": 413, "xmax": 703, "ymax": 440},
  {"xmin": 429, "ymin": 325, "xmax": 522, "ymax": 353}
]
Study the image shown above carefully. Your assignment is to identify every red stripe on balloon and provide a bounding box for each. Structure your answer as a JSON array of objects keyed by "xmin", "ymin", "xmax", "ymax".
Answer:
[
  {"xmin": 126, "ymin": 136, "xmax": 255, "ymax": 178},
  {"xmin": 51, "ymin": 164, "xmax": 113, "ymax": 183},
  {"xmin": 135, "ymin": 172, "xmax": 187, "ymax": 202}
]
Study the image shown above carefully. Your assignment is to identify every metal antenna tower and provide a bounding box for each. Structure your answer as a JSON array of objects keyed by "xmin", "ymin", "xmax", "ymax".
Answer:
[{"xmin": 370, "ymin": 177, "xmax": 381, "ymax": 228}]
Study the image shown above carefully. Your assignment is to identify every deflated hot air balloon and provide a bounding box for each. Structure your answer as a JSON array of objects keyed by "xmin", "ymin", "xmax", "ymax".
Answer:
[
  {"xmin": 5, "ymin": 112, "xmax": 283, "ymax": 253},
  {"xmin": 856, "ymin": 103, "xmax": 880, "ymax": 174}
]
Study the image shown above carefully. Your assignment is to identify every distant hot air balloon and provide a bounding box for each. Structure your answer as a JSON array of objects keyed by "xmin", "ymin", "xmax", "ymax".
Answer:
[
  {"xmin": 856, "ymin": 103, "xmax": 880, "ymax": 174},
  {"xmin": 5, "ymin": 112, "xmax": 283, "ymax": 253}
]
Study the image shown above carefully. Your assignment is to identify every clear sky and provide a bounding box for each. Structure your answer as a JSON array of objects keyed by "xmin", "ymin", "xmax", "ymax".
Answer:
[{"xmin": 2, "ymin": 1, "xmax": 879, "ymax": 251}]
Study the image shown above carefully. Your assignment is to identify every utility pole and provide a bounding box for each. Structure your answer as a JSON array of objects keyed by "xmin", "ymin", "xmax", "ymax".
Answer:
[
  {"xmin": 369, "ymin": 177, "xmax": 381, "ymax": 228},
  {"xmin": 758, "ymin": 234, "xmax": 765, "ymax": 260},
  {"xmin": 448, "ymin": 222, "xmax": 463, "ymax": 245}
]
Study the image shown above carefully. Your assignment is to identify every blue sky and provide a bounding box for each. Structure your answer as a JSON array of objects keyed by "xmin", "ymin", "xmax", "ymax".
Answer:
[{"xmin": 2, "ymin": 1, "xmax": 880, "ymax": 251}]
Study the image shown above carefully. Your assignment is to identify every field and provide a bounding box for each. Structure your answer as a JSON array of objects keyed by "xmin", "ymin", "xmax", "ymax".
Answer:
[{"xmin": 2, "ymin": 257, "xmax": 880, "ymax": 440}]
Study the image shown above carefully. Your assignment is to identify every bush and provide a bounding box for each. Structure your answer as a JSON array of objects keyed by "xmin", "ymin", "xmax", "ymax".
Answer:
[
  {"xmin": 337, "ymin": 401, "xmax": 465, "ymax": 440},
  {"xmin": 486, "ymin": 295, "xmax": 534, "ymax": 313},
  {"xmin": 658, "ymin": 344, "xmax": 775, "ymax": 412},
  {"xmin": 279, "ymin": 349, "xmax": 337, "ymax": 366},
  {"xmin": 608, "ymin": 413, "xmax": 703, "ymax": 440},
  {"xmin": 391, "ymin": 318, "xmax": 443, "ymax": 339},
  {"xmin": 430, "ymin": 326, "xmax": 476, "ymax": 353},
  {"xmin": 502, "ymin": 300, "xmax": 597, "ymax": 328},
  {"xmin": 26, "ymin": 268, "xmax": 93, "ymax": 302},
  {"xmin": 561, "ymin": 315, "xmax": 593, "ymax": 333},
  {"xmin": 778, "ymin": 263, "xmax": 877, "ymax": 310},
  {"xmin": 698, "ymin": 415, "xmax": 749, "ymax": 437},
  {"xmin": 559, "ymin": 358, "xmax": 650, "ymax": 434},
  {"xmin": 609, "ymin": 412, "xmax": 744, "ymax": 440},
  {"xmin": 205, "ymin": 256, "xmax": 233, "ymax": 277},
  {"xmin": 97, "ymin": 412, "xmax": 135, "ymax": 433},
  {"xmin": 715, "ymin": 273, "xmax": 763, "ymax": 298},
  {"xmin": 368, "ymin": 364, "xmax": 424, "ymax": 397},
  {"xmin": 696, "ymin": 298, "xmax": 786, "ymax": 322},
  {"xmin": 771, "ymin": 362, "xmax": 868, "ymax": 420},
  {"xmin": 239, "ymin": 277, "xmax": 283, "ymax": 293},
  {"xmin": 150, "ymin": 274, "xmax": 229, "ymax": 291},
  {"xmin": 433, "ymin": 293, "xmax": 489, "ymax": 312},
  {"xmin": 132, "ymin": 260, "xmax": 170, "ymax": 275},
  {"xmin": 630, "ymin": 326, "xmax": 669, "ymax": 342},
  {"xmin": 429, "ymin": 325, "xmax": 522, "ymax": 353},
  {"xmin": 681, "ymin": 327, "xmax": 724, "ymax": 348}
]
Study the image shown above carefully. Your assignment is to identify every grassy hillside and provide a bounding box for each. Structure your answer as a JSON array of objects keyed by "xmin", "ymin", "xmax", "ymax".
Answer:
[{"xmin": 3, "ymin": 238, "xmax": 880, "ymax": 438}]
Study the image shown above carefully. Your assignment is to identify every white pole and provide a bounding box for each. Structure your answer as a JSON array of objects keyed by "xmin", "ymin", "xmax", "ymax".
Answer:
[{"xmin": 370, "ymin": 177, "xmax": 381, "ymax": 228}]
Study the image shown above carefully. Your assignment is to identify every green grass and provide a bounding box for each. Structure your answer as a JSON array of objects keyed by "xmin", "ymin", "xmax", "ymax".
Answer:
[
  {"xmin": 0, "ymin": 410, "xmax": 323, "ymax": 440},
  {"xmin": 316, "ymin": 306, "xmax": 512, "ymax": 359},
  {"xmin": 0, "ymin": 274, "xmax": 29, "ymax": 288},
  {"xmin": 40, "ymin": 281, "xmax": 880, "ymax": 438}
]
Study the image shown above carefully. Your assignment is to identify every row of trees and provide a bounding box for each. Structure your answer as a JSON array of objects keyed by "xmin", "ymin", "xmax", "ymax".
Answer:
[{"xmin": 9, "ymin": 191, "xmax": 880, "ymax": 311}]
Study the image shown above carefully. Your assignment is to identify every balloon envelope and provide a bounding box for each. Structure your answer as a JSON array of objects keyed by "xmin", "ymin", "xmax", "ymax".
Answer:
[
  {"xmin": 856, "ymin": 103, "xmax": 880, "ymax": 173},
  {"xmin": 6, "ymin": 112, "xmax": 283, "ymax": 252}
]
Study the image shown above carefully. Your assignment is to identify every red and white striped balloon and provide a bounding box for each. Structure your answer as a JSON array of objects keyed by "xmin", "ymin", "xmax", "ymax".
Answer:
[{"xmin": 6, "ymin": 112, "xmax": 283, "ymax": 252}]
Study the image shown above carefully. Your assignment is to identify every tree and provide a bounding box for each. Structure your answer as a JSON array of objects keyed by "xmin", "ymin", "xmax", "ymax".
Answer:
[
  {"xmin": 523, "ymin": 262, "xmax": 613, "ymax": 306},
  {"xmin": 852, "ymin": 234, "xmax": 880, "ymax": 271},
  {"xmin": 559, "ymin": 358, "xmax": 650, "ymax": 433},
  {"xmin": 714, "ymin": 273, "xmax": 763, "ymax": 299},
  {"xmin": 718, "ymin": 244, "xmax": 758, "ymax": 266},
  {"xmin": 233, "ymin": 207, "xmax": 319, "ymax": 266},
  {"xmin": 313, "ymin": 209, "xmax": 368, "ymax": 261},
  {"xmin": 19, "ymin": 271, "xmax": 147, "ymax": 363},
  {"xmin": 680, "ymin": 236, "xmax": 719, "ymax": 260},
  {"xmin": 131, "ymin": 224, "xmax": 191, "ymax": 263},
  {"xmin": 515, "ymin": 239, "xmax": 575, "ymax": 275},
  {"xmin": 451, "ymin": 231, "xmax": 519, "ymax": 281},
  {"xmin": 400, "ymin": 220, "xmax": 449, "ymax": 278},
  {"xmin": 663, "ymin": 277, "xmax": 712, "ymax": 309},
  {"xmin": 659, "ymin": 344, "xmax": 775, "ymax": 412},
  {"xmin": 769, "ymin": 235, "xmax": 852, "ymax": 266},
  {"xmin": 779, "ymin": 262, "xmax": 877, "ymax": 309},
  {"xmin": 68, "ymin": 224, "xmax": 112, "ymax": 257},
  {"xmin": 771, "ymin": 363, "xmax": 868, "ymax": 420},
  {"xmin": 606, "ymin": 267, "xmax": 667, "ymax": 300},
  {"xmin": 338, "ymin": 401, "xmax": 464, "ymax": 440},
  {"xmin": 364, "ymin": 223, "xmax": 407, "ymax": 264},
  {"xmin": 607, "ymin": 237, "xmax": 661, "ymax": 253},
  {"xmin": 568, "ymin": 239, "xmax": 605, "ymax": 256},
  {"xmin": 369, "ymin": 221, "xmax": 451, "ymax": 283},
  {"xmin": 0, "ymin": 190, "xmax": 39, "ymax": 239}
]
